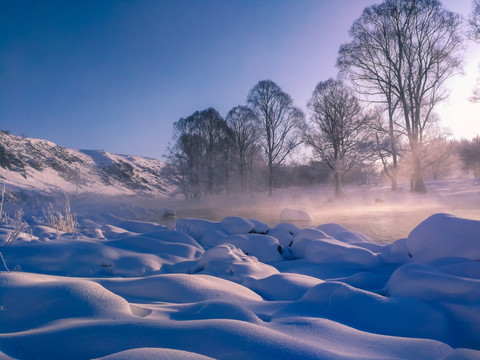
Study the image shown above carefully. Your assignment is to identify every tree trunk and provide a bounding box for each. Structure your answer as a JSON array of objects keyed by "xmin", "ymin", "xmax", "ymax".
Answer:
[
  {"xmin": 268, "ymin": 163, "xmax": 273, "ymax": 196},
  {"xmin": 408, "ymin": 137, "xmax": 427, "ymax": 194},
  {"xmin": 333, "ymin": 171, "xmax": 344, "ymax": 197},
  {"xmin": 391, "ymin": 174, "xmax": 397, "ymax": 191},
  {"xmin": 240, "ymin": 161, "xmax": 246, "ymax": 196},
  {"xmin": 391, "ymin": 152, "xmax": 398, "ymax": 191},
  {"xmin": 410, "ymin": 158, "xmax": 427, "ymax": 193}
]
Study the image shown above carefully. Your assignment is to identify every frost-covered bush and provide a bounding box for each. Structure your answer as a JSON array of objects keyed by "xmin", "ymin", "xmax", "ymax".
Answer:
[
  {"xmin": 0, "ymin": 209, "xmax": 28, "ymax": 271},
  {"xmin": 43, "ymin": 196, "xmax": 77, "ymax": 235}
]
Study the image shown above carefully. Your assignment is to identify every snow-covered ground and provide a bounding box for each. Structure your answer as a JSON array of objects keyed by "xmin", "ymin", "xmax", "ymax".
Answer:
[{"xmin": 0, "ymin": 180, "xmax": 480, "ymax": 359}]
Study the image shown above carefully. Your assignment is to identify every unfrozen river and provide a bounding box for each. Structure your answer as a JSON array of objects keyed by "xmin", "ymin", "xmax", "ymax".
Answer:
[{"xmin": 162, "ymin": 180, "xmax": 480, "ymax": 243}]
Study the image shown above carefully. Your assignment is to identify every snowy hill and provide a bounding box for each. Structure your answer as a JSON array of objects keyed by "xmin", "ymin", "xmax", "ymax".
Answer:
[{"xmin": 0, "ymin": 131, "xmax": 174, "ymax": 196}]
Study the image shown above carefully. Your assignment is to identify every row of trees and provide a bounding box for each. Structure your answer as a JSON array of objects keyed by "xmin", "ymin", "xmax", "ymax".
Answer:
[
  {"xmin": 164, "ymin": 81, "xmax": 305, "ymax": 198},
  {"xmin": 165, "ymin": 0, "xmax": 479, "ymax": 199}
]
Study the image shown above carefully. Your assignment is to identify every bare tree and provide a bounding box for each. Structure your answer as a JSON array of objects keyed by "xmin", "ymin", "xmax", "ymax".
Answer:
[
  {"xmin": 469, "ymin": 0, "xmax": 480, "ymax": 40},
  {"xmin": 166, "ymin": 108, "xmax": 230, "ymax": 199},
  {"xmin": 247, "ymin": 80, "xmax": 305, "ymax": 196},
  {"xmin": 225, "ymin": 106, "xmax": 260, "ymax": 195},
  {"xmin": 166, "ymin": 120, "xmax": 204, "ymax": 199},
  {"xmin": 469, "ymin": 0, "xmax": 480, "ymax": 102},
  {"xmin": 458, "ymin": 136, "xmax": 480, "ymax": 178},
  {"xmin": 338, "ymin": 0, "xmax": 464, "ymax": 193},
  {"xmin": 418, "ymin": 122, "xmax": 455, "ymax": 180},
  {"xmin": 370, "ymin": 107, "xmax": 405, "ymax": 190},
  {"xmin": 338, "ymin": 20, "xmax": 402, "ymax": 191},
  {"xmin": 305, "ymin": 79, "xmax": 375, "ymax": 197}
]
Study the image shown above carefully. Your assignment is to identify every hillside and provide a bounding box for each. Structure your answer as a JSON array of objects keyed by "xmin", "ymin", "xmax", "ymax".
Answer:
[{"xmin": 0, "ymin": 131, "xmax": 174, "ymax": 196}]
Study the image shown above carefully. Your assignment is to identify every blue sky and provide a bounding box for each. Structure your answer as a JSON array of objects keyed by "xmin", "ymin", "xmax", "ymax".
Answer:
[{"xmin": 1, "ymin": 0, "xmax": 478, "ymax": 158}]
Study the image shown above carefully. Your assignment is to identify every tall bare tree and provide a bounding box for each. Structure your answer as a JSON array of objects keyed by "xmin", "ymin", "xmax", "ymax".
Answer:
[
  {"xmin": 247, "ymin": 80, "xmax": 305, "ymax": 196},
  {"xmin": 225, "ymin": 106, "xmax": 260, "ymax": 195},
  {"xmin": 305, "ymin": 79, "xmax": 375, "ymax": 197},
  {"xmin": 338, "ymin": 0, "xmax": 463, "ymax": 193}
]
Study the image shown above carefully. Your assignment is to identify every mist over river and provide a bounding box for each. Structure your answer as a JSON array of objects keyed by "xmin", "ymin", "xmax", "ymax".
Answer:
[{"xmin": 159, "ymin": 179, "xmax": 480, "ymax": 243}]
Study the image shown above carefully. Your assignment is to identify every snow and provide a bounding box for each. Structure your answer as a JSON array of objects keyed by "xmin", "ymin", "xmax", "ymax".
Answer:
[
  {"xmin": 279, "ymin": 207, "xmax": 313, "ymax": 222},
  {"xmin": 0, "ymin": 132, "xmax": 174, "ymax": 197},
  {"xmin": 406, "ymin": 213, "xmax": 480, "ymax": 262},
  {"xmin": 94, "ymin": 348, "xmax": 216, "ymax": 360},
  {"xmin": 1, "ymin": 189, "xmax": 480, "ymax": 359}
]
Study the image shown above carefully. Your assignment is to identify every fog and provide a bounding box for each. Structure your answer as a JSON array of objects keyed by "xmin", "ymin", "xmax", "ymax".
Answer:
[
  {"xmin": 127, "ymin": 178, "xmax": 480, "ymax": 243},
  {"xmin": 22, "ymin": 178, "xmax": 476, "ymax": 244}
]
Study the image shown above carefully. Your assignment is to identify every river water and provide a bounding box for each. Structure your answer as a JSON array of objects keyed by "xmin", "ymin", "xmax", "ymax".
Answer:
[{"xmin": 157, "ymin": 179, "xmax": 480, "ymax": 243}]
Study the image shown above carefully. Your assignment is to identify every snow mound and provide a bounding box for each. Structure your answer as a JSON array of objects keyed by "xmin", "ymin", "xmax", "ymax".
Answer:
[
  {"xmin": 174, "ymin": 218, "xmax": 282, "ymax": 262},
  {"xmin": 94, "ymin": 348, "xmax": 215, "ymax": 360},
  {"xmin": 219, "ymin": 234, "xmax": 283, "ymax": 262},
  {"xmin": 3, "ymin": 238, "xmax": 163, "ymax": 276},
  {"xmin": 170, "ymin": 299, "xmax": 261, "ymax": 323},
  {"xmin": 275, "ymin": 281, "xmax": 451, "ymax": 343},
  {"xmin": 291, "ymin": 228, "xmax": 333, "ymax": 258},
  {"xmin": 304, "ymin": 237, "xmax": 380, "ymax": 268},
  {"xmin": 115, "ymin": 220, "xmax": 166, "ymax": 234},
  {"xmin": 166, "ymin": 244, "xmax": 278, "ymax": 283},
  {"xmin": 219, "ymin": 217, "xmax": 254, "ymax": 235},
  {"xmin": 385, "ymin": 263, "xmax": 480, "ymax": 349},
  {"xmin": 248, "ymin": 218, "xmax": 270, "ymax": 234},
  {"xmin": 106, "ymin": 234, "xmax": 203, "ymax": 263},
  {"xmin": 98, "ymin": 274, "xmax": 262, "ymax": 303},
  {"xmin": 243, "ymin": 273, "xmax": 323, "ymax": 301},
  {"xmin": 267, "ymin": 222, "xmax": 300, "ymax": 249},
  {"xmin": 0, "ymin": 272, "xmax": 132, "ymax": 333},
  {"xmin": 289, "ymin": 228, "xmax": 380, "ymax": 267},
  {"xmin": 386, "ymin": 263, "xmax": 480, "ymax": 303},
  {"xmin": 407, "ymin": 213, "xmax": 480, "ymax": 262},
  {"xmin": 317, "ymin": 223, "xmax": 370, "ymax": 243},
  {"xmin": 279, "ymin": 208, "xmax": 313, "ymax": 222}
]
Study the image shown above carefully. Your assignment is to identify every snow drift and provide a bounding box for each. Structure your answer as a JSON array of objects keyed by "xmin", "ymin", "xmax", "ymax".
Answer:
[{"xmin": 0, "ymin": 211, "xmax": 479, "ymax": 359}]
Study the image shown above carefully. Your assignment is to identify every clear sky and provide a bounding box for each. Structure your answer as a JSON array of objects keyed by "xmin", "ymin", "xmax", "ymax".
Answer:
[{"xmin": 1, "ymin": 0, "xmax": 479, "ymax": 159}]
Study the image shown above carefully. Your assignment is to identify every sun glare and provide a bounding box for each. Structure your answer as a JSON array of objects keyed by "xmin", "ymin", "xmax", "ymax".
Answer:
[{"xmin": 438, "ymin": 43, "xmax": 480, "ymax": 139}]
